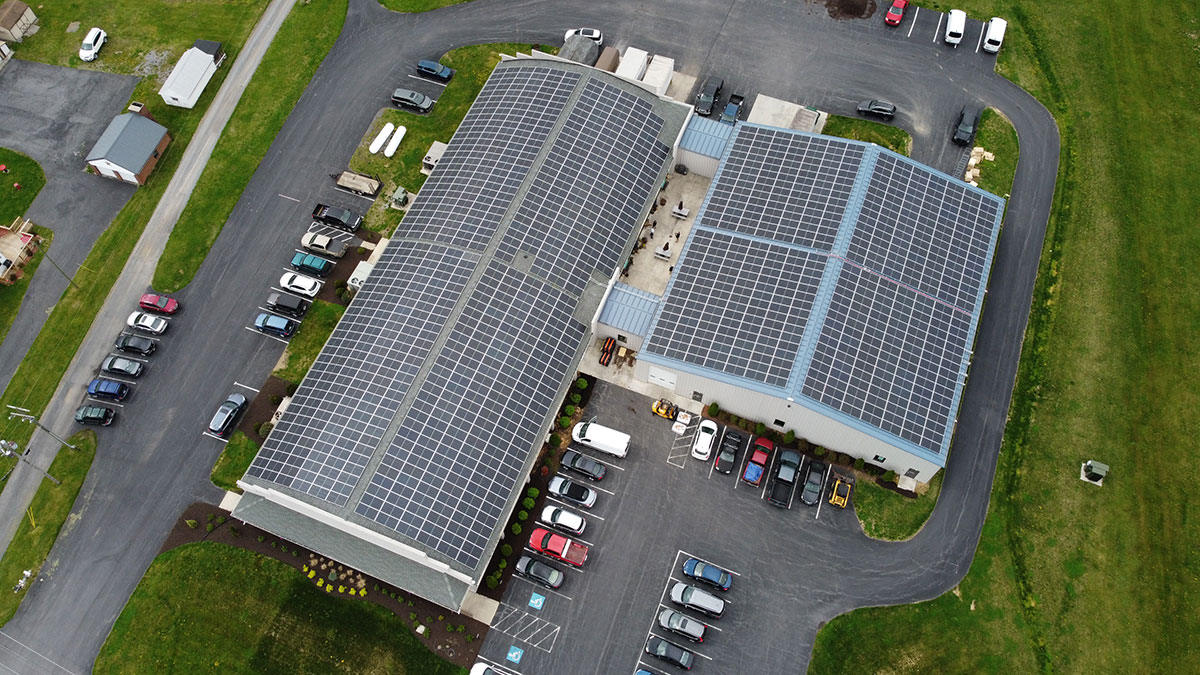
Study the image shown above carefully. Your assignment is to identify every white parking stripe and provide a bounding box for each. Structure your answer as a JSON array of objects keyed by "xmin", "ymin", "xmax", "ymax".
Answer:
[
  {"xmin": 975, "ymin": 24, "xmax": 985, "ymax": 52},
  {"xmin": 278, "ymin": 193, "xmax": 300, "ymax": 202},
  {"xmin": 511, "ymin": 576, "xmax": 574, "ymax": 602},
  {"xmin": 244, "ymin": 326, "xmax": 288, "ymax": 344},
  {"xmin": 202, "ymin": 431, "xmax": 230, "ymax": 443},
  {"xmin": 814, "ymin": 463, "xmax": 834, "ymax": 520},
  {"xmin": 907, "ymin": 7, "xmax": 919, "ymax": 37},
  {"xmin": 233, "ymin": 381, "xmax": 260, "ymax": 393},
  {"xmin": 87, "ymin": 398, "xmax": 124, "ymax": 408},
  {"xmin": 544, "ymin": 496, "xmax": 605, "ymax": 520},
  {"xmin": 407, "ymin": 74, "xmax": 448, "ymax": 87},
  {"xmin": 933, "ymin": 12, "xmax": 943, "ymax": 42}
]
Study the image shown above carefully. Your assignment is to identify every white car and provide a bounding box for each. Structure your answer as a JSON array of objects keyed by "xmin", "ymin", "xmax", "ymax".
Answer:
[
  {"xmin": 126, "ymin": 311, "xmax": 167, "ymax": 335},
  {"xmin": 564, "ymin": 28, "xmax": 603, "ymax": 45},
  {"xmin": 280, "ymin": 272, "xmax": 321, "ymax": 298},
  {"xmin": 691, "ymin": 420, "xmax": 718, "ymax": 461},
  {"xmin": 79, "ymin": 27, "xmax": 107, "ymax": 62},
  {"xmin": 540, "ymin": 505, "xmax": 586, "ymax": 536},
  {"xmin": 469, "ymin": 664, "xmax": 496, "ymax": 675}
]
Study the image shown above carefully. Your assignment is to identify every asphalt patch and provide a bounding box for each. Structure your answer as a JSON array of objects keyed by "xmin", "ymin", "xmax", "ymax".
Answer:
[{"xmin": 821, "ymin": 0, "xmax": 876, "ymax": 20}]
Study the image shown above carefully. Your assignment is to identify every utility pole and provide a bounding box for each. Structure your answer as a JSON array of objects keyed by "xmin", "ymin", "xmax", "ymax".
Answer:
[
  {"xmin": 6, "ymin": 405, "xmax": 78, "ymax": 450},
  {"xmin": 0, "ymin": 440, "xmax": 58, "ymax": 485}
]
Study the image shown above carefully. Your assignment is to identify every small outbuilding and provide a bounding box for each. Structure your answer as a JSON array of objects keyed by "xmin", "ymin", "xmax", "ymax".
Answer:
[
  {"xmin": 0, "ymin": 0, "xmax": 36, "ymax": 43},
  {"xmin": 86, "ymin": 111, "xmax": 171, "ymax": 186},
  {"xmin": 158, "ymin": 39, "xmax": 225, "ymax": 109}
]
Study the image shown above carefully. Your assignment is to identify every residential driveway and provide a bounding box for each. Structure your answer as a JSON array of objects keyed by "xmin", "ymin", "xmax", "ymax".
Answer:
[
  {"xmin": 0, "ymin": 0, "xmax": 1057, "ymax": 672},
  {"xmin": 0, "ymin": 60, "xmax": 138, "ymax": 386}
]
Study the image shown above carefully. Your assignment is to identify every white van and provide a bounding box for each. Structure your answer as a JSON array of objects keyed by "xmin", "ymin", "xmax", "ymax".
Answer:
[
  {"xmin": 945, "ymin": 9, "xmax": 967, "ymax": 46},
  {"xmin": 983, "ymin": 17, "xmax": 1007, "ymax": 53},
  {"xmin": 571, "ymin": 421, "xmax": 630, "ymax": 458}
]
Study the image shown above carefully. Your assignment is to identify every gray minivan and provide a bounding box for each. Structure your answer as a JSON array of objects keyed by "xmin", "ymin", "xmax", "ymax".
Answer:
[{"xmin": 669, "ymin": 582, "xmax": 725, "ymax": 618}]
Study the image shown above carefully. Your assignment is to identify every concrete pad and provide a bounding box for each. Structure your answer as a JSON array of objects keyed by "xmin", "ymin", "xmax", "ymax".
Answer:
[
  {"xmin": 66, "ymin": 21, "xmax": 80, "ymax": 33},
  {"xmin": 219, "ymin": 491, "xmax": 243, "ymax": 512},
  {"xmin": 460, "ymin": 591, "xmax": 500, "ymax": 624},
  {"xmin": 621, "ymin": 171, "xmax": 712, "ymax": 297},
  {"xmin": 746, "ymin": 94, "xmax": 826, "ymax": 133},
  {"xmin": 664, "ymin": 72, "xmax": 696, "ymax": 105}
]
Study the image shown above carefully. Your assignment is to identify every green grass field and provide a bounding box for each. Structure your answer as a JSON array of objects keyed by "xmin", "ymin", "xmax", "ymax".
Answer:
[
  {"xmin": 94, "ymin": 542, "xmax": 466, "ymax": 674},
  {"xmin": 210, "ymin": 431, "xmax": 260, "ymax": 493},
  {"xmin": 0, "ymin": 149, "xmax": 44, "ymax": 224},
  {"xmin": 821, "ymin": 114, "xmax": 911, "ymax": 156},
  {"xmin": 811, "ymin": 2, "xmax": 1200, "ymax": 672},
  {"xmin": 974, "ymin": 109, "xmax": 1019, "ymax": 198},
  {"xmin": 272, "ymin": 300, "xmax": 346, "ymax": 384},
  {"xmin": 153, "ymin": 0, "xmax": 348, "ymax": 292},
  {"xmin": 0, "ymin": 431, "xmax": 95, "ymax": 627},
  {"xmin": 378, "ymin": 0, "xmax": 473, "ymax": 13},
  {"xmin": 853, "ymin": 472, "xmax": 943, "ymax": 541}
]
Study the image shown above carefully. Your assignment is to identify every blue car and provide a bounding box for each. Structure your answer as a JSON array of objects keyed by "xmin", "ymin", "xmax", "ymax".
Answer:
[
  {"xmin": 416, "ymin": 59, "xmax": 454, "ymax": 82},
  {"xmin": 682, "ymin": 557, "xmax": 733, "ymax": 592},
  {"xmin": 87, "ymin": 377, "xmax": 129, "ymax": 402}
]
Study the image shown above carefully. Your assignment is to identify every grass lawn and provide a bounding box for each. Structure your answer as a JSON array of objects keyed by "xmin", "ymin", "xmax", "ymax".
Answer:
[
  {"xmin": 378, "ymin": 0, "xmax": 474, "ymax": 13},
  {"xmin": 210, "ymin": 431, "xmax": 259, "ymax": 493},
  {"xmin": 974, "ymin": 109, "xmax": 1019, "ymax": 198},
  {"xmin": 0, "ymin": 149, "xmax": 45, "ymax": 224},
  {"xmin": 350, "ymin": 43, "xmax": 553, "ymax": 233},
  {"xmin": 272, "ymin": 300, "xmax": 346, "ymax": 384},
  {"xmin": 821, "ymin": 114, "xmax": 911, "ymax": 156},
  {"xmin": 94, "ymin": 542, "xmax": 467, "ymax": 674},
  {"xmin": 153, "ymin": 0, "xmax": 349, "ymax": 292},
  {"xmin": 853, "ymin": 472, "xmax": 943, "ymax": 541},
  {"xmin": 811, "ymin": 2, "xmax": 1200, "ymax": 672},
  {"xmin": 0, "ymin": 431, "xmax": 95, "ymax": 627},
  {"xmin": 0, "ymin": 4, "xmax": 267, "ymax": 482}
]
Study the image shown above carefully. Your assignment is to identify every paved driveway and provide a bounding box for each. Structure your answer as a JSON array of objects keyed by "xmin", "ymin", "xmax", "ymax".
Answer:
[
  {"xmin": 0, "ymin": 60, "xmax": 137, "ymax": 386},
  {"xmin": 0, "ymin": 0, "xmax": 1058, "ymax": 672}
]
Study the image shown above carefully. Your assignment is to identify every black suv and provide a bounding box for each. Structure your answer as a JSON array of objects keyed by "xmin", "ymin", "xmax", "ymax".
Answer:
[
  {"xmin": 114, "ymin": 333, "xmax": 156, "ymax": 356},
  {"xmin": 75, "ymin": 405, "xmax": 115, "ymax": 426},
  {"xmin": 266, "ymin": 292, "xmax": 309, "ymax": 319},
  {"xmin": 953, "ymin": 104, "xmax": 982, "ymax": 145},
  {"xmin": 694, "ymin": 76, "xmax": 723, "ymax": 116},
  {"xmin": 391, "ymin": 88, "xmax": 434, "ymax": 113}
]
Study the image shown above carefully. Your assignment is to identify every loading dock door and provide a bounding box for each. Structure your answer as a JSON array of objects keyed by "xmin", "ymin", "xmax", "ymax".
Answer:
[{"xmin": 647, "ymin": 366, "xmax": 677, "ymax": 390}]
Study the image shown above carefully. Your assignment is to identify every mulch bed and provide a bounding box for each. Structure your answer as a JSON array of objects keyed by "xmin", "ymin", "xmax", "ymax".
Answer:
[
  {"xmin": 237, "ymin": 375, "xmax": 294, "ymax": 444},
  {"xmin": 161, "ymin": 502, "xmax": 487, "ymax": 669},
  {"xmin": 313, "ymin": 232, "xmax": 378, "ymax": 306}
]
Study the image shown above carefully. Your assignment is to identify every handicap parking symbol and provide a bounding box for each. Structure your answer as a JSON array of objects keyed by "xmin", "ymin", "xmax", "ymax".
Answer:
[
  {"xmin": 528, "ymin": 591, "xmax": 546, "ymax": 610},
  {"xmin": 507, "ymin": 646, "xmax": 524, "ymax": 664}
]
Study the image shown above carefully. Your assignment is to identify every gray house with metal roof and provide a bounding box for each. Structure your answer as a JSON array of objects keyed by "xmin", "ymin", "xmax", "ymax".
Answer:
[
  {"xmin": 85, "ymin": 112, "xmax": 170, "ymax": 186},
  {"xmin": 233, "ymin": 57, "xmax": 689, "ymax": 611}
]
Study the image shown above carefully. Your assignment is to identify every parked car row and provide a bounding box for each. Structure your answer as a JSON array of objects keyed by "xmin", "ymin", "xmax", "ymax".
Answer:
[
  {"xmin": 75, "ymin": 294, "xmax": 179, "ymax": 427},
  {"xmin": 642, "ymin": 556, "xmax": 737, "ymax": 671},
  {"xmin": 883, "ymin": 2, "xmax": 1007, "ymax": 55},
  {"xmin": 391, "ymin": 58, "xmax": 453, "ymax": 114}
]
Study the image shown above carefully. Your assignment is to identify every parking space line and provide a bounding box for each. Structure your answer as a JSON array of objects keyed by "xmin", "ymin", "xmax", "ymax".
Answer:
[
  {"xmin": 814, "ymin": 463, "xmax": 833, "ymax": 521},
  {"xmin": 407, "ymin": 74, "xmax": 448, "ymax": 87},
  {"xmin": 511, "ymin": 576, "xmax": 574, "ymax": 602},
  {"xmin": 202, "ymin": 431, "xmax": 230, "ymax": 443},
  {"xmin": 907, "ymin": 7, "xmax": 919, "ymax": 37},
  {"xmin": 666, "ymin": 420, "xmax": 696, "ymax": 468},
  {"xmin": 244, "ymin": 326, "xmax": 288, "ymax": 344},
  {"xmin": 87, "ymin": 397, "xmax": 124, "ymax": 408},
  {"xmin": 99, "ymin": 375, "xmax": 138, "ymax": 385},
  {"xmin": 932, "ymin": 12, "xmax": 943, "ymax": 42},
  {"xmin": 490, "ymin": 604, "xmax": 561, "ymax": 653},
  {"xmin": 975, "ymin": 24, "xmax": 985, "ymax": 52},
  {"xmin": 277, "ymin": 193, "xmax": 300, "ymax": 202},
  {"xmin": 233, "ymin": 381, "xmax": 260, "ymax": 393},
  {"xmin": 544, "ymin": 496, "xmax": 605, "ymax": 520},
  {"xmin": 119, "ymin": 354, "xmax": 150, "ymax": 363},
  {"xmin": 677, "ymin": 549, "xmax": 743, "ymax": 577},
  {"xmin": 589, "ymin": 483, "xmax": 616, "ymax": 496},
  {"xmin": 648, "ymin": 631, "xmax": 713, "ymax": 660}
]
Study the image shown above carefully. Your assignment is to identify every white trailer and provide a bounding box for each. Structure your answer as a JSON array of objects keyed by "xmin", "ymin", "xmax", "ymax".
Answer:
[
  {"xmin": 614, "ymin": 46, "xmax": 649, "ymax": 82},
  {"xmin": 640, "ymin": 55, "xmax": 674, "ymax": 96}
]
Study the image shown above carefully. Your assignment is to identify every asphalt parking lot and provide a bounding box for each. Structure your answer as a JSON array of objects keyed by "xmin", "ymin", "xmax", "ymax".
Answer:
[{"xmin": 477, "ymin": 381, "xmax": 861, "ymax": 674}]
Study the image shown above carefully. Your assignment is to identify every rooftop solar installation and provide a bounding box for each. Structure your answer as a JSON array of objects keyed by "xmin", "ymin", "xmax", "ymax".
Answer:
[
  {"xmin": 698, "ymin": 126, "xmax": 864, "ymax": 251},
  {"xmin": 646, "ymin": 228, "xmax": 828, "ymax": 387},
  {"xmin": 240, "ymin": 59, "xmax": 684, "ymax": 573}
]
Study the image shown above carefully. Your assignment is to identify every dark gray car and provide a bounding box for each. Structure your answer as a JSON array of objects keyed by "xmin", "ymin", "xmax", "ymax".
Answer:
[
  {"xmin": 694, "ymin": 76, "xmax": 723, "ymax": 116},
  {"xmin": 514, "ymin": 555, "xmax": 565, "ymax": 589},
  {"xmin": 857, "ymin": 99, "xmax": 897, "ymax": 119},
  {"xmin": 391, "ymin": 88, "xmax": 434, "ymax": 113},
  {"xmin": 953, "ymin": 104, "xmax": 982, "ymax": 145},
  {"xmin": 645, "ymin": 635, "xmax": 695, "ymax": 670},
  {"xmin": 101, "ymin": 355, "xmax": 144, "ymax": 378},
  {"xmin": 208, "ymin": 393, "xmax": 248, "ymax": 437},
  {"xmin": 800, "ymin": 459, "xmax": 826, "ymax": 506}
]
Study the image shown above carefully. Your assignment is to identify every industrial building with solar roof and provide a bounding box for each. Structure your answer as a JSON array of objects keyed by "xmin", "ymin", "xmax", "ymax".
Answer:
[{"xmin": 232, "ymin": 56, "xmax": 690, "ymax": 611}]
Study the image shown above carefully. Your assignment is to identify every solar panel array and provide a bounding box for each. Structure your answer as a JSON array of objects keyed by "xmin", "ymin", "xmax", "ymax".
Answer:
[
  {"xmin": 357, "ymin": 263, "xmax": 584, "ymax": 567},
  {"xmin": 397, "ymin": 67, "xmax": 580, "ymax": 251},
  {"xmin": 497, "ymin": 80, "xmax": 669, "ymax": 295},
  {"xmin": 848, "ymin": 153, "xmax": 1001, "ymax": 310},
  {"xmin": 801, "ymin": 263, "xmax": 973, "ymax": 453},
  {"xmin": 246, "ymin": 242, "xmax": 479, "ymax": 504},
  {"xmin": 699, "ymin": 127, "xmax": 863, "ymax": 251},
  {"xmin": 646, "ymin": 228, "xmax": 827, "ymax": 387}
]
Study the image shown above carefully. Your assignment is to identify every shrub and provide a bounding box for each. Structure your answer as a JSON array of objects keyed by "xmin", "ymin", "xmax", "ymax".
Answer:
[
  {"xmin": 545, "ymin": 447, "xmax": 556, "ymax": 458},
  {"xmin": 258, "ymin": 422, "xmax": 274, "ymax": 437},
  {"xmin": 438, "ymin": 614, "xmax": 445, "ymax": 622},
  {"xmin": 527, "ymin": 487, "xmax": 539, "ymax": 498},
  {"xmin": 517, "ymin": 510, "xmax": 528, "ymax": 521},
  {"xmin": 207, "ymin": 513, "xmax": 215, "ymax": 522},
  {"xmin": 257, "ymin": 535, "xmax": 265, "ymax": 543},
  {"xmin": 457, "ymin": 624, "xmax": 466, "ymax": 633},
  {"xmin": 570, "ymin": 393, "xmax": 581, "ymax": 405},
  {"xmin": 270, "ymin": 394, "xmax": 283, "ymax": 405},
  {"xmin": 783, "ymin": 430, "xmax": 796, "ymax": 445},
  {"xmin": 446, "ymin": 623, "xmax": 455, "ymax": 633},
  {"xmin": 707, "ymin": 402, "xmax": 720, "ymax": 416},
  {"xmin": 540, "ymin": 465, "xmax": 550, "ymax": 477},
  {"xmin": 407, "ymin": 600, "xmax": 414, "ymax": 607},
  {"xmin": 854, "ymin": 458, "xmax": 865, "ymax": 471},
  {"xmin": 270, "ymin": 541, "xmax": 277, "ymax": 548},
  {"xmin": 185, "ymin": 519, "xmax": 198, "ymax": 529},
  {"xmin": 755, "ymin": 422, "xmax": 766, "ymax": 435},
  {"xmin": 575, "ymin": 377, "xmax": 588, "ymax": 390},
  {"xmin": 511, "ymin": 523, "xmax": 522, "ymax": 536},
  {"xmin": 292, "ymin": 550, "xmax": 298, "ymax": 557},
  {"xmin": 280, "ymin": 545, "xmax": 287, "ymax": 552},
  {"xmin": 230, "ymin": 526, "xmax": 240, "ymax": 537},
  {"xmin": 410, "ymin": 612, "xmax": 417, "ymax": 621},
  {"xmin": 522, "ymin": 497, "xmax": 536, "ymax": 510},
  {"xmin": 731, "ymin": 415, "xmax": 741, "ymax": 426},
  {"xmin": 814, "ymin": 446, "xmax": 826, "ymax": 457},
  {"xmin": 334, "ymin": 280, "xmax": 347, "ymax": 289},
  {"xmin": 216, "ymin": 515, "xmax": 227, "ymax": 525},
  {"xmin": 500, "ymin": 544, "xmax": 513, "ymax": 557},
  {"xmin": 497, "ymin": 559, "xmax": 507, "ymax": 571},
  {"xmin": 286, "ymin": 383, "xmax": 299, "ymax": 396},
  {"xmin": 559, "ymin": 416, "xmax": 571, "ymax": 429},
  {"xmin": 485, "ymin": 576, "xmax": 499, "ymax": 589},
  {"xmin": 547, "ymin": 434, "xmax": 561, "ymax": 448},
  {"xmin": 356, "ymin": 246, "xmax": 367, "ymax": 255},
  {"xmin": 466, "ymin": 634, "xmax": 475, "ymax": 643},
  {"xmin": 882, "ymin": 470, "xmax": 897, "ymax": 483},
  {"xmin": 564, "ymin": 405, "xmax": 576, "ymax": 417},
  {"xmin": 205, "ymin": 523, "xmax": 214, "ymax": 533}
]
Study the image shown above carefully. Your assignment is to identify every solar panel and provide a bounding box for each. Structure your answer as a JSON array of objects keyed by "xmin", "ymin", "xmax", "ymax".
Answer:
[
  {"xmin": 801, "ymin": 263, "xmax": 973, "ymax": 453},
  {"xmin": 246, "ymin": 242, "xmax": 478, "ymax": 504},
  {"xmin": 398, "ymin": 66, "xmax": 581, "ymax": 250},
  {"xmin": 699, "ymin": 126, "xmax": 863, "ymax": 251},
  {"xmin": 497, "ymin": 79, "xmax": 670, "ymax": 296},
  {"xmin": 644, "ymin": 228, "xmax": 827, "ymax": 387},
  {"xmin": 848, "ymin": 153, "xmax": 1001, "ymax": 311},
  {"xmin": 356, "ymin": 263, "xmax": 584, "ymax": 567}
]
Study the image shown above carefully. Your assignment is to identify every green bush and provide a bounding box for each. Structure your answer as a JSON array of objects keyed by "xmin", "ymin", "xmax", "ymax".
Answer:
[
  {"xmin": 500, "ymin": 544, "xmax": 512, "ymax": 557},
  {"xmin": 205, "ymin": 523, "xmax": 214, "ymax": 533},
  {"xmin": 547, "ymin": 434, "xmax": 561, "ymax": 448},
  {"xmin": 334, "ymin": 280, "xmax": 347, "ymax": 289},
  {"xmin": 559, "ymin": 416, "xmax": 571, "ymax": 429},
  {"xmin": 485, "ymin": 576, "xmax": 498, "ymax": 590},
  {"xmin": 570, "ymin": 393, "xmax": 581, "ymax": 405},
  {"xmin": 575, "ymin": 377, "xmax": 588, "ymax": 390},
  {"xmin": 356, "ymin": 246, "xmax": 367, "ymax": 255},
  {"xmin": 814, "ymin": 446, "xmax": 826, "ymax": 457},
  {"xmin": 882, "ymin": 470, "xmax": 897, "ymax": 483},
  {"xmin": 731, "ymin": 415, "xmax": 741, "ymax": 426},
  {"xmin": 527, "ymin": 487, "xmax": 539, "ymax": 498},
  {"xmin": 257, "ymin": 535, "xmax": 265, "ymax": 543},
  {"xmin": 511, "ymin": 523, "xmax": 522, "ymax": 536},
  {"xmin": 854, "ymin": 458, "xmax": 865, "ymax": 471},
  {"xmin": 707, "ymin": 402, "xmax": 720, "ymax": 416},
  {"xmin": 185, "ymin": 519, "xmax": 198, "ymax": 529},
  {"xmin": 258, "ymin": 422, "xmax": 274, "ymax": 437},
  {"xmin": 755, "ymin": 422, "xmax": 766, "ymax": 436},
  {"xmin": 497, "ymin": 559, "xmax": 507, "ymax": 571},
  {"xmin": 564, "ymin": 405, "xmax": 576, "ymax": 416},
  {"xmin": 517, "ymin": 510, "xmax": 528, "ymax": 521},
  {"xmin": 229, "ymin": 526, "xmax": 240, "ymax": 537},
  {"xmin": 522, "ymin": 497, "xmax": 535, "ymax": 510},
  {"xmin": 270, "ymin": 394, "xmax": 283, "ymax": 404},
  {"xmin": 216, "ymin": 516, "xmax": 227, "ymax": 525},
  {"xmin": 783, "ymin": 430, "xmax": 796, "ymax": 445},
  {"xmin": 545, "ymin": 447, "xmax": 556, "ymax": 458}
]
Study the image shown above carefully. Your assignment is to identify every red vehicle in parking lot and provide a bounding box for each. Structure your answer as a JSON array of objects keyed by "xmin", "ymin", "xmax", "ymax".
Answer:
[
  {"xmin": 139, "ymin": 293, "xmax": 179, "ymax": 315},
  {"xmin": 884, "ymin": 0, "xmax": 908, "ymax": 26},
  {"xmin": 742, "ymin": 437, "xmax": 773, "ymax": 486},
  {"xmin": 529, "ymin": 527, "xmax": 589, "ymax": 567}
]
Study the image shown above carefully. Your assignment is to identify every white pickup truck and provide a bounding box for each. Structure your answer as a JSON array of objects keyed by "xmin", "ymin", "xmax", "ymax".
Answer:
[{"xmin": 300, "ymin": 232, "xmax": 348, "ymax": 258}]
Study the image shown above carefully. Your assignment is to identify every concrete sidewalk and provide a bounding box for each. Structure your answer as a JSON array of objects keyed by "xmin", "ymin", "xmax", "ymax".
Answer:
[{"xmin": 0, "ymin": 0, "xmax": 299, "ymax": 557}]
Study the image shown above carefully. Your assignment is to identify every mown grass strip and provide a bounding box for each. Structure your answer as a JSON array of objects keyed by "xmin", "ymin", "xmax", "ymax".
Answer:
[
  {"xmin": 152, "ymin": 0, "xmax": 350, "ymax": 292},
  {"xmin": 852, "ymin": 472, "xmax": 943, "ymax": 541},
  {"xmin": 377, "ymin": 0, "xmax": 474, "ymax": 13},
  {"xmin": 272, "ymin": 300, "xmax": 346, "ymax": 384},
  {"xmin": 0, "ymin": 431, "xmax": 96, "ymax": 627},
  {"xmin": 94, "ymin": 542, "xmax": 466, "ymax": 674},
  {"xmin": 210, "ymin": 431, "xmax": 260, "ymax": 494},
  {"xmin": 974, "ymin": 109, "xmax": 1019, "ymax": 198},
  {"xmin": 821, "ymin": 114, "xmax": 912, "ymax": 156}
]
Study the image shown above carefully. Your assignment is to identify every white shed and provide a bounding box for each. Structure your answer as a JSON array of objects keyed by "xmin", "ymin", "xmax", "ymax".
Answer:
[
  {"xmin": 158, "ymin": 40, "xmax": 225, "ymax": 109},
  {"xmin": 0, "ymin": 0, "xmax": 36, "ymax": 43}
]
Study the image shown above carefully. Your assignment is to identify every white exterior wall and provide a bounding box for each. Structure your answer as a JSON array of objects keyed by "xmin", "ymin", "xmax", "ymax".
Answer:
[
  {"xmin": 676, "ymin": 148, "xmax": 720, "ymax": 178},
  {"xmin": 88, "ymin": 158, "xmax": 137, "ymax": 184},
  {"xmin": 635, "ymin": 360, "xmax": 943, "ymax": 482}
]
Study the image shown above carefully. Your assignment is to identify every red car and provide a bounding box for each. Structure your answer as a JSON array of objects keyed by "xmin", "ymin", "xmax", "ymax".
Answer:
[
  {"xmin": 529, "ymin": 527, "xmax": 589, "ymax": 567},
  {"xmin": 884, "ymin": 0, "xmax": 908, "ymax": 26},
  {"xmin": 139, "ymin": 293, "xmax": 179, "ymax": 315}
]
